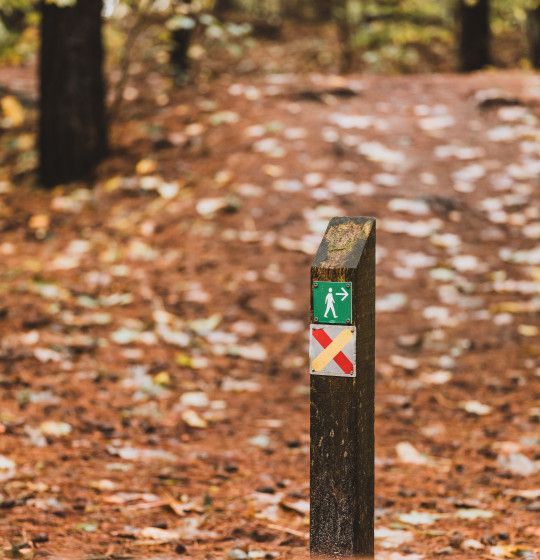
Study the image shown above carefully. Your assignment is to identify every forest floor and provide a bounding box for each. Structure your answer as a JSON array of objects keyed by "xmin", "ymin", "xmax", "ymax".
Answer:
[{"xmin": 0, "ymin": 66, "xmax": 539, "ymax": 560}]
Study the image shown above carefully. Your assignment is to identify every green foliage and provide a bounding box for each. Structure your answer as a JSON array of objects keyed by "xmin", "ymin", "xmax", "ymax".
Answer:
[
  {"xmin": 343, "ymin": 0, "xmax": 452, "ymax": 72},
  {"xmin": 0, "ymin": 0, "xmax": 36, "ymax": 64},
  {"xmin": 44, "ymin": 0, "xmax": 78, "ymax": 6},
  {"xmin": 0, "ymin": 0, "xmax": 33, "ymax": 11},
  {"xmin": 358, "ymin": 0, "xmax": 538, "ymax": 70},
  {"xmin": 335, "ymin": 0, "xmax": 537, "ymax": 72}
]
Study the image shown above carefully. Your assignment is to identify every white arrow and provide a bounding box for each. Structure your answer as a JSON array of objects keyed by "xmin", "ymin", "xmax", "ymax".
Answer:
[{"xmin": 337, "ymin": 287, "xmax": 349, "ymax": 301}]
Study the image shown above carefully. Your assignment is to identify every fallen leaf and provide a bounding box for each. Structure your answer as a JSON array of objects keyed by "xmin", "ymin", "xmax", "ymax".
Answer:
[
  {"xmin": 498, "ymin": 452, "xmax": 539, "ymax": 477},
  {"xmin": 398, "ymin": 511, "xmax": 441, "ymax": 525},
  {"xmin": 135, "ymin": 158, "xmax": 157, "ymax": 175},
  {"xmin": 180, "ymin": 392, "xmax": 209, "ymax": 408},
  {"xmin": 459, "ymin": 400, "xmax": 492, "ymax": 416},
  {"xmin": 221, "ymin": 378, "xmax": 261, "ymax": 392},
  {"xmin": 280, "ymin": 499, "xmax": 309, "ymax": 516},
  {"xmin": 107, "ymin": 446, "xmax": 177, "ymax": 462},
  {"xmin": 1, "ymin": 95, "xmax": 25, "ymax": 127},
  {"xmin": 39, "ymin": 421, "xmax": 72, "ymax": 437},
  {"xmin": 375, "ymin": 527, "xmax": 414, "ymax": 549},
  {"xmin": 0, "ymin": 455, "xmax": 16, "ymax": 481},
  {"xmin": 182, "ymin": 409, "xmax": 208, "ymax": 429},
  {"xmin": 396, "ymin": 442, "xmax": 434, "ymax": 466},
  {"xmin": 455, "ymin": 508, "xmax": 494, "ymax": 520},
  {"xmin": 377, "ymin": 293, "xmax": 408, "ymax": 312}
]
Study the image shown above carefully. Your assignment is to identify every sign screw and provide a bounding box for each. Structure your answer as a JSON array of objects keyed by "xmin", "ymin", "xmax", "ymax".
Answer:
[
  {"xmin": 314, "ymin": 317, "xmax": 319, "ymax": 322},
  {"xmin": 314, "ymin": 282, "xmax": 318, "ymax": 288},
  {"xmin": 346, "ymin": 319, "xmax": 351, "ymax": 324}
]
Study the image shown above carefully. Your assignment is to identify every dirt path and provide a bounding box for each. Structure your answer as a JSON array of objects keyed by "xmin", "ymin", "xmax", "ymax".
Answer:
[{"xmin": 0, "ymin": 70, "xmax": 539, "ymax": 559}]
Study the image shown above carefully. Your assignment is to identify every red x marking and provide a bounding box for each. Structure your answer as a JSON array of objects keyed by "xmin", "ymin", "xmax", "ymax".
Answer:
[{"xmin": 312, "ymin": 328, "xmax": 354, "ymax": 375}]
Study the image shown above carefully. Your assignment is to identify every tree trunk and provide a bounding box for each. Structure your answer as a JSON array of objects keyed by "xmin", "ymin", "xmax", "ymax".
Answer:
[
  {"xmin": 527, "ymin": 7, "xmax": 540, "ymax": 69},
  {"xmin": 214, "ymin": 0, "xmax": 234, "ymax": 18},
  {"xmin": 170, "ymin": 28, "xmax": 193, "ymax": 76},
  {"xmin": 457, "ymin": 0, "xmax": 491, "ymax": 72},
  {"xmin": 335, "ymin": 0, "xmax": 353, "ymax": 73},
  {"xmin": 39, "ymin": 0, "xmax": 107, "ymax": 188},
  {"xmin": 314, "ymin": 0, "xmax": 333, "ymax": 21},
  {"xmin": 170, "ymin": 0, "xmax": 194, "ymax": 79}
]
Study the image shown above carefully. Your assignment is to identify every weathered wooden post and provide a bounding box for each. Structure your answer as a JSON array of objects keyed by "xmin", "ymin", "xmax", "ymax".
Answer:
[{"xmin": 309, "ymin": 216, "xmax": 376, "ymax": 557}]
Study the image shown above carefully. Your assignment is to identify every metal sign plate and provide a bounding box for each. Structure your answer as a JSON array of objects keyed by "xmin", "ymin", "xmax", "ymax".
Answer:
[
  {"xmin": 312, "ymin": 281, "xmax": 352, "ymax": 325},
  {"xmin": 310, "ymin": 324, "xmax": 356, "ymax": 377}
]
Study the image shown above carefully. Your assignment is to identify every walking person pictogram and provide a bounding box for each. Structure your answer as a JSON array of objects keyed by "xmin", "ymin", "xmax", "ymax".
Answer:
[{"xmin": 324, "ymin": 288, "xmax": 337, "ymax": 319}]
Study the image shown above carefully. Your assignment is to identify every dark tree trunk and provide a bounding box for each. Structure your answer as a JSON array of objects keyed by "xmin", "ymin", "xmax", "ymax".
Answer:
[
  {"xmin": 457, "ymin": 0, "xmax": 491, "ymax": 72},
  {"xmin": 170, "ymin": 0, "xmax": 193, "ymax": 78},
  {"xmin": 335, "ymin": 0, "xmax": 353, "ymax": 73},
  {"xmin": 214, "ymin": 0, "xmax": 234, "ymax": 18},
  {"xmin": 39, "ymin": 0, "xmax": 107, "ymax": 188},
  {"xmin": 280, "ymin": 0, "xmax": 301, "ymax": 20},
  {"xmin": 170, "ymin": 28, "xmax": 193, "ymax": 76},
  {"xmin": 314, "ymin": 0, "xmax": 333, "ymax": 21},
  {"xmin": 527, "ymin": 7, "xmax": 540, "ymax": 69}
]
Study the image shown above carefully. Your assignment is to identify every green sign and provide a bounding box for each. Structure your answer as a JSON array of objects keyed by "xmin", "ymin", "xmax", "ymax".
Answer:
[{"xmin": 312, "ymin": 281, "xmax": 352, "ymax": 325}]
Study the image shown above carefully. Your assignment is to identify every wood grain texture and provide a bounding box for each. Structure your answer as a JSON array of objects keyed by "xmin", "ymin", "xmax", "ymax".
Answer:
[{"xmin": 310, "ymin": 217, "xmax": 376, "ymax": 556}]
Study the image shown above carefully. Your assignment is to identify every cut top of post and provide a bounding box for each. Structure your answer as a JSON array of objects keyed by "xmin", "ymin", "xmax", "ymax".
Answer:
[{"xmin": 312, "ymin": 216, "xmax": 375, "ymax": 271}]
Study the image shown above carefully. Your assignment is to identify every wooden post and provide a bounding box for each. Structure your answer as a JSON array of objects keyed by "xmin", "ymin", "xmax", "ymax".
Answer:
[{"xmin": 310, "ymin": 217, "xmax": 376, "ymax": 557}]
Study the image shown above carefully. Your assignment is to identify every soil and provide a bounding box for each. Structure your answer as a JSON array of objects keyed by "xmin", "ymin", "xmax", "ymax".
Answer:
[{"xmin": 0, "ymin": 63, "xmax": 539, "ymax": 560}]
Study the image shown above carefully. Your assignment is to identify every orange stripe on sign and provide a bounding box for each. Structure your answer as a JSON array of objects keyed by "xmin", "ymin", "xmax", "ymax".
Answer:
[{"xmin": 312, "ymin": 328, "xmax": 354, "ymax": 374}]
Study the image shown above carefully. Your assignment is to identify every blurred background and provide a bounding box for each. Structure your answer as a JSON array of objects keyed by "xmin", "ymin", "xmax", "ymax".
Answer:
[
  {"xmin": 1, "ymin": 0, "xmax": 540, "ymax": 186},
  {"xmin": 0, "ymin": 1, "xmax": 539, "ymax": 559}
]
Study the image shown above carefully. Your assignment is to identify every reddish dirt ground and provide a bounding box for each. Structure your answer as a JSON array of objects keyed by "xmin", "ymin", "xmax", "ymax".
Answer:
[{"xmin": 0, "ymin": 67, "xmax": 539, "ymax": 559}]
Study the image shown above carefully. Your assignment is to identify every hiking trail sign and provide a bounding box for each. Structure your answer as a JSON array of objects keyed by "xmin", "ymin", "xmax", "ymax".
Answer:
[
  {"xmin": 310, "ymin": 216, "xmax": 376, "ymax": 557},
  {"xmin": 312, "ymin": 281, "xmax": 352, "ymax": 324},
  {"xmin": 310, "ymin": 324, "xmax": 356, "ymax": 377}
]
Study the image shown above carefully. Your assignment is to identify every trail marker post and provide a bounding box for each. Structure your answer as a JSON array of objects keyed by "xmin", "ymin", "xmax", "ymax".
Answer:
[{"xmin": 310, "ymin": 217, "xmax": 376, "ymax": 557}]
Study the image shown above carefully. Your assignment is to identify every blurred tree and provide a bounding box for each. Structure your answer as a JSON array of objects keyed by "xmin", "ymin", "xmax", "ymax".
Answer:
[
  {"xmin": 314, "ymin": 0, "xmax": 333, "ymax": 21},
  {"xmin": 170, "ymin": 0, "xmax": 195, "ymax": 79},
  {"xmin": 280, "ymin": 0, "xmax": 304, "ymax": 20},
  {"xmin": 214, "ymin": 0, "xmax": 235, "ymax": 17},
  {"xmin": 39, "ymin": 0, "xmax": 107, "ymax": 187},
  {"xmin": 335, "ymin": 0, "xmax": 353, "ymax": 72},
  {"xmin": 526, "ymin": 3, "xmax": 540, "ymax": 68},
  {"xmin": 457, "ymin": 0, "xmax": 491, "ymax": 71}
]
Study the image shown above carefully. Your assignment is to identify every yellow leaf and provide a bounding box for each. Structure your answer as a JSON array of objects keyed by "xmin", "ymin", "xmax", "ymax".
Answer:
[
  {"xmin": 16, "ymin": 134, "xmax": 34, "ymax": 151},
  {"xmin": 103, "ymin": 176, "xmax": 122, "ymax": 192},
  {"xmin": 181, "ymin": 409, "xmax": 207, "ymax": 429},
  {"xmin": 1, "ymin": 96, "xmax": 25, "ymax": 128},
  {"xmin": 262, "ymin": 163, "xmax": 283, "ymax": 177},
  {"xmin": 491, "ymin": 301, "xmax": 535, "ymax": 314},
  {"xmin": 23, "ymin": 259, "xmax": 42, "ymax": 273},
  {"xmin": 527, "ymin": 267, "xmax": 540, "ymax": 282},
  {"xmin": 175, "ymin": 353, "xmax": 193, "ymax": 367},
  {"xmin": 135, "ymin": 159, "xmax": 157, "ymax": 175},
  {"xmin": 518, "ymin": 324, "xmax": 539, "ymax": 337},
  {"xmin": 153, "ymin": 371, "xmax": 170, "ymax": 386},
  {"xmin": 214, "ymin": 169, "xmax": 233, "ymax": 186},
  {"xmin": 28, "ymin": 214, "xmax": 50, "ymax": 230},
  {"xmin": 188, "ymin": 44, "xmax": 205, "ymax": 60}
]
